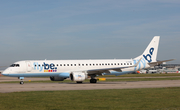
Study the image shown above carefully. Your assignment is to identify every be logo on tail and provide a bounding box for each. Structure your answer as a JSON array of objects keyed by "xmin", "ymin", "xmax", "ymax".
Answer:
[{"xmin": 143, "ymin": 48, "xmax": 154, "ymax": 63}]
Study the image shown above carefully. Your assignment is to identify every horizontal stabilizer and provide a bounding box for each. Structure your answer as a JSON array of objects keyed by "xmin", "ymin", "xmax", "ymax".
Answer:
[{"xmin": 148, "ymin": 59, "xmax": 175, "ymax": 66}]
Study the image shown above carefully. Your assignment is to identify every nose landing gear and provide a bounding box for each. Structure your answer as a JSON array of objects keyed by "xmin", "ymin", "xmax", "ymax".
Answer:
[
  {"xmin": 18, "ymin": 77, "xmax": 24, "ymax": 85},
  {"xmin": 20, "ymin": 80, "xmax": 24, "ymax": 85}
]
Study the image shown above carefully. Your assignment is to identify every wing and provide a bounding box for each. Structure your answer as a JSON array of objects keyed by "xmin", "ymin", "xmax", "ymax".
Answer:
[{"xmin": 87, "ymin": 58, "xmax": 142, "ymax": 75}]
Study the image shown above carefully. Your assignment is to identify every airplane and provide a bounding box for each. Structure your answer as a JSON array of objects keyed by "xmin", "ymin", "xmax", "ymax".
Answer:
[{"xmin": 2, "ymin": 36, "xmax": 174, "ymax": 84}]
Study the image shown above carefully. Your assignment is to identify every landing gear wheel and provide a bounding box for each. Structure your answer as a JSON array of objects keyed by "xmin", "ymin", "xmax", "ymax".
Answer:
[
  {"xmin": 76, "ymin": 81, "xmax": 83, "ymax": 83},
  {"xmin": 90, "ymin": 79, "xmax": 97, "ymax": 83},
  {"xmin": 20, "ymin": 81, "xmax": 24, "ymax": 85}
]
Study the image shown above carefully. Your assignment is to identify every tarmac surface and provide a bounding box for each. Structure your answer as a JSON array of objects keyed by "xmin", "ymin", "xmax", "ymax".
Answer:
[
  {"xmin": 1, "ymin": 76, "xmax": 180, "ymax": 93},
  {"xmin": 1, "ymin": 76, "xmax": 180, "ymax": 82}
]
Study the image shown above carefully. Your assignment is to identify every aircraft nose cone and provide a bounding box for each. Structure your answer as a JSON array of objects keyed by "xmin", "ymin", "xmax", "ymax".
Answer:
[
  {"xmin": 2, "ymin": 72, "xmax": 9, "ymax": 76},
  {"xmin": 2, "ymin": 69, "xmax": 10, "ymax": 76}
]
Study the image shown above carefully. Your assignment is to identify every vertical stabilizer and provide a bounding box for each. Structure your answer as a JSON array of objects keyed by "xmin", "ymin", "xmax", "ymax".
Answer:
[{"xmin": 134, "ymin": 36, "xmax": 160, "ymax": 63}]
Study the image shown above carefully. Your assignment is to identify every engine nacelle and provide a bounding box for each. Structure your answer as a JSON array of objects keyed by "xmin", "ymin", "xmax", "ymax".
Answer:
[
  {"xmin": 70, "ymin": 72, "xmax": 88, "ymax": 82},
  {"xmin": 50, "ymin": 76, "xmax": 65, "ymax": 81}
]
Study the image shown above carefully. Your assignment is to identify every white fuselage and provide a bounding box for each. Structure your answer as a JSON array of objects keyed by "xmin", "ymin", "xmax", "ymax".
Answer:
[{"xmin": 2, "ymin": 58, "xmax": 149, "ymax": 77}]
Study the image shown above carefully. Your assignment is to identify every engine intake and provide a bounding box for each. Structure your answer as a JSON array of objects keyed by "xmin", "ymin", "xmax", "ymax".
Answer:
[{"xmin": 70, "ymin": 72, "xmax": 88, "ymax": 82}]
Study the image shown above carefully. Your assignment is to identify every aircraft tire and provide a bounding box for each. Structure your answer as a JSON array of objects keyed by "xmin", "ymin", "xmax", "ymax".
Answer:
[
  {"xmin": 90, "ymin": 79, "xmax": 97, "ymax": 83},
  {"xmin": 76, "ymin": 81, "xmax": 83, "ymax": 83},
  {"xmin": 20, "ymin": 81, "xmax": 23, "ymax": 85}
]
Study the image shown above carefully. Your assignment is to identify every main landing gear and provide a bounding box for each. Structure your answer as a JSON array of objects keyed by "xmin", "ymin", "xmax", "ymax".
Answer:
[
  {"xmin": 90, "ymin": 75, "xmax": 97, "ymax": 83},
  {"xmin": 18, "ymin": 77, "xmax": 24, "ymax": 85},
  {"xmin": 76, "ymin": 81, "xmax": 83, "ymax": 83},
  {"xmin": 90, "ymin": 79, "xmax": 97, "ymax": 83}
]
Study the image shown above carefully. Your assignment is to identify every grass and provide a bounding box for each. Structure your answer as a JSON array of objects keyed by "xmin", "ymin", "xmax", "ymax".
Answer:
[
  {"xmin": 0, "ymin": 87, "xmax": 180, "ymax": 110},
  {"xmin": 1, "ymin": 74, "xmax": 180, "ymax": 109}
]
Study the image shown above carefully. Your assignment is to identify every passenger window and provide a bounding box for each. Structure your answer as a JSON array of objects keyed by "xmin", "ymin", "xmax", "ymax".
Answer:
[{"xmin": 74, "ymin": 64, "xmax": 76, "ymax": 66}]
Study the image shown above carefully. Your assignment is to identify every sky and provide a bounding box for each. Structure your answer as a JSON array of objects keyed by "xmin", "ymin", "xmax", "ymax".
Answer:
[{"xmin": 0, "ymin": 0, "xmax": 180, "ymax": 67}]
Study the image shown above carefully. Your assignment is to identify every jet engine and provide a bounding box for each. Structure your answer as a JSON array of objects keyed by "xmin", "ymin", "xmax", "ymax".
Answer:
[
  {"xmin": 50, "ymin": 76, "xmax": 65, "ymax": 81},
  {"xmin": 70, "ymin": 72, "xmax": 88, "ymax": 82}
]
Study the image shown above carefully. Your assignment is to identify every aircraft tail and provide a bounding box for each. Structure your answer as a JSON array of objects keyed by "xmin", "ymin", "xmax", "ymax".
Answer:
[{"xmin": 134, "ymin": 36, "xmax": 160, "ymax": 63}]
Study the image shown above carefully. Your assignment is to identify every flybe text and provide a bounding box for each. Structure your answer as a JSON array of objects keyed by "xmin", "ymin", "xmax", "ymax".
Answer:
[{"xmin": 33, "ymin": 62, "xmax": 57, "ymax": 72}]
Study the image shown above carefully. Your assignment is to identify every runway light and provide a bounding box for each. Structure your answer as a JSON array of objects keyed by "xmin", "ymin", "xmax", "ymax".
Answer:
[{"xmin": 29, "ymin": 80, "xmax": 31, "ymax": 82}]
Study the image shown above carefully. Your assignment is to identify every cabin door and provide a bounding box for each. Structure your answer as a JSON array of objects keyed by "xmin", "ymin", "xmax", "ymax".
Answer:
[{"xmin": 26, "ymin": 61, "xmax": 32, "ymax": 72}]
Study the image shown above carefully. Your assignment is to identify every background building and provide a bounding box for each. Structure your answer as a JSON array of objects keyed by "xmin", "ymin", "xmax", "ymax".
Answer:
[{"xmin": 139, "ymin": 63, "xmax": 180, "ymax": 74}]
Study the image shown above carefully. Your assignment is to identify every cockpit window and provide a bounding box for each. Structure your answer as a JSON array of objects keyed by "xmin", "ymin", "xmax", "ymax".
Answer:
[
  {"xmin": 10, "ymin": 64, "xmax": 15, "ymax": 67},
  {"xmin": 10, "ymin": 64, "xmax": 20, "ymax": 67}
]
